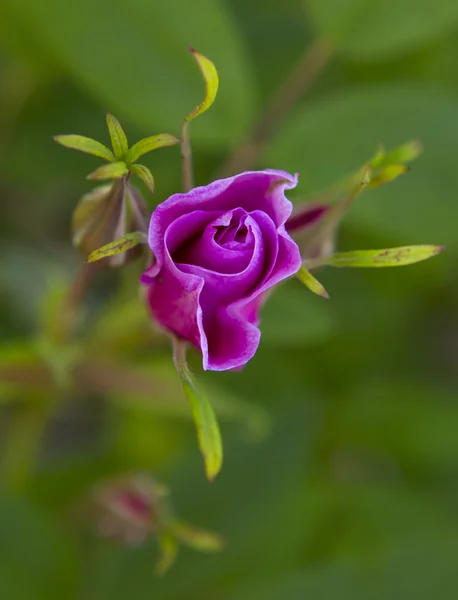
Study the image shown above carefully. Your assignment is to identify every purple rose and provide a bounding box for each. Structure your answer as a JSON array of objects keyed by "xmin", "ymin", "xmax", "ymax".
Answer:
[{"xmin": 141, "ymin": 170, "xmax": 302, "ymax": 371}]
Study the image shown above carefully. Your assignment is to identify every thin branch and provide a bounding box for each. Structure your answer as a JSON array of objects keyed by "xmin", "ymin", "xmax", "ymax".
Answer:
[
  {"xmin": 180, "ymin": 121, "xmax": 193, "ymax": 192},
  {"xmin": 220, "ymin": 38, "xmax": 333, "ymax": 177}
]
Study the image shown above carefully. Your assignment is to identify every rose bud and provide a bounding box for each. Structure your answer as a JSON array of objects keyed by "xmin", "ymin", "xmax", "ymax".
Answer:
[
  {"xmin": 72, "ymin": 178, "xmax": 148, "ymax": 267},
  {"xmin": 141, "ymin": 170, "xmax": 302, "ymax": 371},
  {"xmin": 286, "ymin": 203, "xmax": 334, "ymax": 261},
  {"xmin": 92, "ymin": 474, "xmax": 163, "ymax": 546}
]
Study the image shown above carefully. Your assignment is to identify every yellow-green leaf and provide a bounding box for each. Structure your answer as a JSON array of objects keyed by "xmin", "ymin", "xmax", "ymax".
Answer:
[
  {"xmin": 54, "ymin": 134, "xmax": 115, "ymax": 162},
  {"xmin": 130, "ymin": 164, "xmax": 155, "ymax": 194},
  {"xmin": 87, "ymin": 231, "xmax": 147, "ymax": 263},
  {"xmin": 296, "ymin": 266, "xmax": 330, "ymax": 299},
  {"xmin": 173, "ymin": 340, "xmax": 223, "ymax": 481},
  {"xmin": 155, "ymin": 533, "xmax": 178, "ymax": 575},
  {"xmin": 126, "ymin": 134, "xmax": 180, "ymax": 164},
  {"xmin": 87, "ymin": 161, "xmax": 128, "ymax": 181},
  {"xmin": 184, "ymin": 48, "xmax": 219, "ymax": 123},
  {"xmin": 171, "ymin": 520, "xmax": 225, "ymax": 552},
  {"xmin": 326, "ymin": 245, "xmax": 445, "ymax": 268},
  {"xmin": 106, "ymin": 113, "xmax": 129, "ymax": 160},
  {"xmin": 367, "ymin": 164, "xmax": 409, "ymax": 188},
  {"xmin": 371, "ymin": 139, "xmax": 422, "ymax": 168}
]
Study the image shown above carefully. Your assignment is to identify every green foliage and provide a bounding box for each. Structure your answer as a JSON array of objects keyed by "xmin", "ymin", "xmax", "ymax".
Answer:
[
  {"xmin": 130, "ymin": 164, "xmax": 155, "ymax": 193},
  {"xmin": 126, "ymin": 134, "xmax": 181, "ymax": 164},
  {"xmin": 87, "ymin": 161, "xmax": 129, "ymax": 181},
  {"xmin": 106, "ymin": 113, "xmax": 129, "ymax": 160},
  {"xmin": 53, "ymin": 134, "xmax": 115, "ymax": 161},
  {"xmin": 296, "ymin": 266, "xmax": 330, "ymax": 298},
  {"xmin": 308, "ymin": 0, "xmax": 458, "ymax": 59},
  {"xmin": 173, "ymin": 341, "xmax": 223, "ymax": 481},
  {"xmin": 87, "ymin": 232, "xmax": 147, "ymax": 264},
  {"xmin": 1, "ymin": 0, "xmax": 458, "ymax": 597},
  {"xmin": 2, "ymin": 0, "xmax": 254, "ymax": 145},
  {"xmin": 325, "ymin": 245, "xmax": 445, "ymax": 268}
]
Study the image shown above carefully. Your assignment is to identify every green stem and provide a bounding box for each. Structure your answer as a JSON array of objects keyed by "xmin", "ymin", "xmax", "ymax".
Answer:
[
  {"xmin": 180, "ymin": 121, "xmax": 193, "ymax": 192},
  {"xmin": 220, "ymin": 38, "xmax": 333, "ymax": 177}
]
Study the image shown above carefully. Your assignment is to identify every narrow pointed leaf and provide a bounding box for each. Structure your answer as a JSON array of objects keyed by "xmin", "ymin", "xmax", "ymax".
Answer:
[
  {"xmin": 171, "ymin": 520, "xmax": 225, "ymax": 552},
  {"xmin": 371, "ymin": 139, "xmax": 423, "ymax": 168},
  {"xmin": 87, "ymin": 231, "xmax": 147, "ymax": 263},
  {"xmin": 296, "ymin": 266, "xmax": 330, "ymax": 299},
  {"xmin": 87, "ymin": 161, "xmax": 128, "ymax": 181},
  {"xmin": 130, "ymin": 164, "xmax": 155, "ymax": 194},
  {"xmin": 173, "ymin": 340, "xmax": 223, "ymax": 481},
  {"xmin": 367, "ymin": 164, "xmax": 409, "ymax": 188},
  {"xmin": 106, "ymin": 113, "xmax": 129, "ymax": 160},
  {"xmin": 54, "ymin": 134, "xmax": 115, "ymax": 161},
  {"xmin": 155, "ymin": 533, "xmax": 178, "ymax": 575},
  {"xmin": 184, "ymin": 48, "xmax": 219, "ymax": 123},
  {"xmin": 326, "ymin": 245, "xmax": 445, "ymax": 268},
  {"xmin": 126, "ymin": 134, "xmax": 180, "ymax": 164}
]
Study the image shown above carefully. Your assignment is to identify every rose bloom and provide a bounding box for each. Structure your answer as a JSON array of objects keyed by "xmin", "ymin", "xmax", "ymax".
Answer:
[{"xmin": 141, "ymin": 170, "xmax": 302, "ymax": 371}]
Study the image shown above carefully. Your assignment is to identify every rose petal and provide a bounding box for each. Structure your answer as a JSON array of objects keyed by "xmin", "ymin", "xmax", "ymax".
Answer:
[
  {"xmin": 178, "ymin": 208, "xmax": 254, "ymax": 275},
  {"xmin": 147, "ymin": 170, "xmax": 298, "ymax": 250}
]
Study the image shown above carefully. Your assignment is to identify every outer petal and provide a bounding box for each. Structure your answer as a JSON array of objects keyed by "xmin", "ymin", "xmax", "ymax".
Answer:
[
  {"xmin": 147, "ymin": 170, "xmax": 298, "ymax": 261},
  {"xmin": 203, "ymin": 222, "xmax": 301, "ymax": 371}
]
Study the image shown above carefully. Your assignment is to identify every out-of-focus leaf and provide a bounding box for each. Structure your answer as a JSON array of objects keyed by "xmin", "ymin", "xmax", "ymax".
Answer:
[
  {"xmin": 267, "ymin": 85, "xmax": 458, "ymax": 249},
  {"xmin": 4, "ymin": 0, "xmax": 254, "ymax": 145},
  {"xmin": 106, "ymin": 113, "xmax": 128, "ymax": 160},
  {"xmin": 53, "ymin": 134, "xmax": 115, "ymax": 161},
  {"xmin": 296, "ymin": 266, "xmax": 330, "ymax": 299},
  {"xmin": 371, "ymin": 140, "xmax": 423, "ymax": 168},
  {"xmin": 184, "ymin": 48, "xmax": 219, "ymax": 123},
  {"xmin": 325, "ymin": 245, "xmax": 445, "ymax": 268},
  {"xmin": 87, "ymin": 161, "xmax": 128, "ymax": 181},
  {"xmin": 0, "ymin": 494, "xmax": 80, "ymax": 599},
  {"xmin": 261, "ymin": 281, "xmax": 337, "ymax": 347},
  {"xmin": 171, "ymin": 519, "xmax": 225, "ymax": 551},
  {"xmin": 126, "ymin": 134, "xmax": 180, "ymax": 164},
  {"xmin": 130, "ymin": 164, "xmax": 155, "ymax": 194},
  {"xmin": 367, "ymin": 164, "xmax": 408, "ymax": 188},
  {"xmin": 87, "ymin": 232, "xmax": 147, "ymax": 264},
  {"xmin": 308, "ymin": 0, "xmax": 458, "ymax": 59},
  {"xmin": 155, "ymin": 533, "xmax": 178, "ymax": 575}
]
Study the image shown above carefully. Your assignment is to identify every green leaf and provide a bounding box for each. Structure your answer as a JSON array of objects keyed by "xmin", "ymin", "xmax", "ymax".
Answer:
[
  {"xmin": 129, "ymin": 163, "xmax": 155, "ymax": 194},
  {"xmin": 87, "ymin": 232, "xmax": 147, "ymax": 263},
  {"xmin": 296, "ymin": 266, "xmax": 330, "ymax": 299},
  {"xmin": 184, "ymin": 48, "xmax": 219, "ymax": 123},
  {"xmin": 8, "ymin": 0, "xmax": 254, "ymax": 146},
  {"xmin": 155, "ymin": 533, "xmax": 178, "ymax": 575},
  {"xmin": 170, "ymin": 519, "xmax": 225, "ymax": 552},
  {"xmin": 267, "ymin": 85, "xmax": 458, "ymax": 249},
  {"xmin": 371, "ymin": 139, "xmax": 423, "ymax": 168},
  {"xmin": 126, "ymin": 134, "xmax": 180, "ymax": 164},
  {"xmin": 367, "ymin": 164, "xmax": 409, "ymax": 188},
  {"xmin": 325, "ymin": 245, "xmax": 445, "ymax": 268},
  {"xmin": 173, "ymin": 340, "xmax": 223, "ymax": 481},
  {"xmin": 261, "ymin": 281, "xmax": 336, "ymax": 347},
  {"xmin": 308, "ymin": 0, "xmax": 458, "ymax": 59},
  {"xmin": 106, "ymin": 113, "xmax": 128, "ymax": 160},
  {"xmin": 53, "ymin": 134, "xmax": 115, "ymax": 161},
  {"xmin": 87, "ymin": 161, "xmax": 128, "ymax": 181}
]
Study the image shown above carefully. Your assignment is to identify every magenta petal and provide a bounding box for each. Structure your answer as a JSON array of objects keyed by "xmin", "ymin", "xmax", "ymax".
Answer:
[
  {"xmin": 141, "ymin": 169, "xmax": 302, "ymax": 372},
  {"xmin": 204, "ymin": 305, "xmax": 261, "ymax": 371},
  {"xmin": 148, "ymin": 170, "xmax": 297, "ymax": 241},
  {"xmin": 180, "ymin": 208, "xmax": 254, "ymax": 275},
  {"xmin": 178, "ymin": 212, "xmax": 266, "ymax": 306}
]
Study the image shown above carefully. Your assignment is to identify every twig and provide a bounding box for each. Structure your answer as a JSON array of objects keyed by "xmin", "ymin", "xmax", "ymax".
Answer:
[
  {"xmin": 220, "ymin": 38, "xmax": 333, "ymax": 177},
  {"xmin": 180, "ymin": 122, "xmax": 193, "ymax": 192}
]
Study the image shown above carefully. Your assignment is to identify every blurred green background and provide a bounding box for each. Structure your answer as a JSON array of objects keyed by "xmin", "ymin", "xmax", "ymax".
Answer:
[{"xmin": 1, "ymin": 0, "xmax": 458, "ymax": 598}]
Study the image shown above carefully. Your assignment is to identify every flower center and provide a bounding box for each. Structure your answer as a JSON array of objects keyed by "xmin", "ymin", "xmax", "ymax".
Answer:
[{"xmin": 214, "ymin": 215, "xmax": 253, "ymax": 250}]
